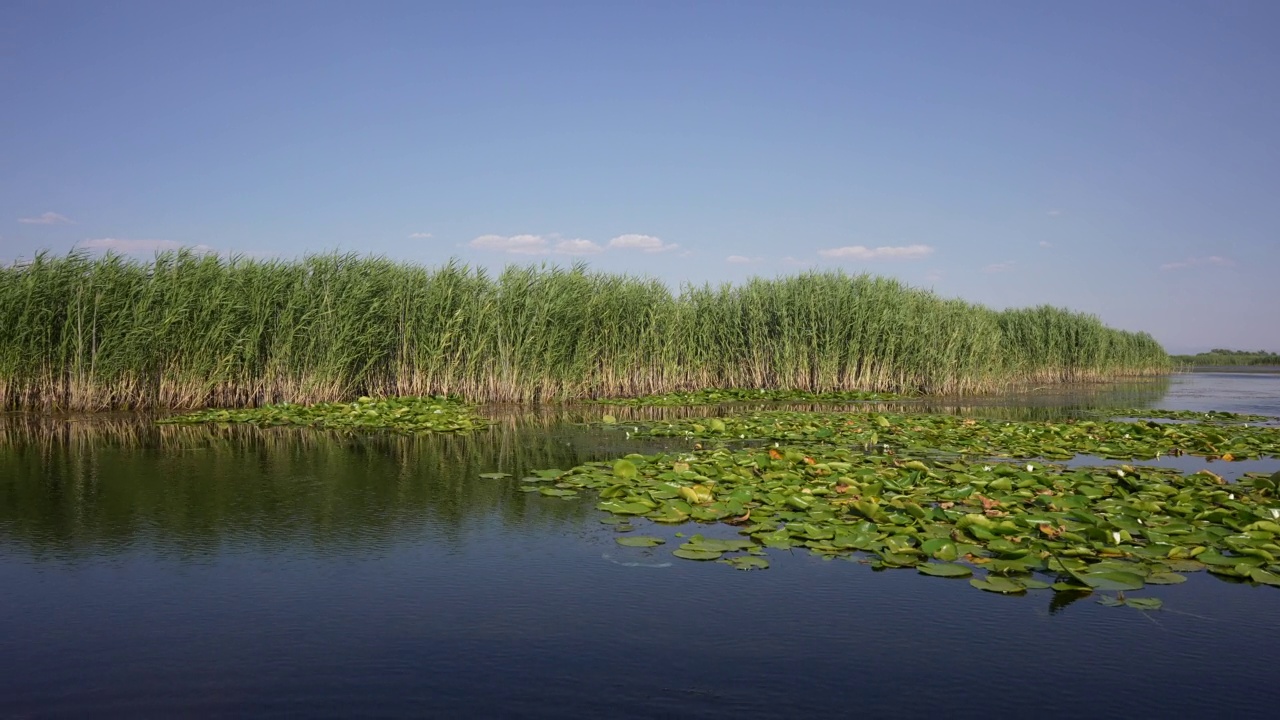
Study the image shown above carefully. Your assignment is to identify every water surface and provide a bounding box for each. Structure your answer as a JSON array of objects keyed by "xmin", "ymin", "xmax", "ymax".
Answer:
[{"xmin": 2, "ymin": 374, "xmax": 1278, "ymax": 718}]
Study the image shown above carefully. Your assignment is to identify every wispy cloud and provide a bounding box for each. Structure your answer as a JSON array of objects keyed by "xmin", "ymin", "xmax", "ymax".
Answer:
[
  {"xmin": 553, "ymin": 238, "xmax": 603, "ymax": 255},
  {"xmin": 469, "ymin": 234, "xmax": 549, "ymax": 254},
  {"xmin": 408, "ymin": 232, "xmax": 433, "ymax": 239},
  {"xmin": 924, "ymin": 269, "xmax": 944, "ymax": 283},
  {"xmin": 19, "ymin": 211, "xmax": 74, "ymax": 225},
  {"xmin": 984, "ymin": 260, "xmax": 1016, "ymax": 273},
  {"xmin": 1159, "ymin": 256, "xmax": 1234, "ymax": 271},
  {"xmin": 608, "ymin": 234, "xmax": 679, "ymax": 253},
  {"xmin": 77, "ymin": 238, "xmax": 214, "ymax": 254},
  {"xmin": 726, "ymin": 255, "xmax": 762, "ymax": 264},
  {"xmin": 818, "ymin": 244, "xmax": 933, "ymax": 261},
  {"xmin": 1047, "ymin": 210, "xmax": 1063, "ymax": 217},
  {"xmin": 468, "ymin": 234, "xmax": 604, "ymax": 256},
  {"xmin": 1039, "ymin": 241, "xmax": 1052, "ymax": 248}
]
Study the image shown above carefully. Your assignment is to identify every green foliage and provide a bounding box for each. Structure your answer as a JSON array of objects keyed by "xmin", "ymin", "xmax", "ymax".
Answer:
[
  {"xmin": 541, "ymin": 432, "xmax": 1280, "ymax": 602},
  {"xmin": 1170, "ymin": 349, "xmax": 1280, "ymax": 367},
  {"xmin": 0, "ymin": 251, "xmax": 1171, "ymax": 410},
  {"xmin": 160, "ymin": 395, "xmax": 485, "ymax": 433}
]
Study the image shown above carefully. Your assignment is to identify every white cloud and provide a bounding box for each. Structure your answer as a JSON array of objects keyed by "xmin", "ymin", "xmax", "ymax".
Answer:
[
  {"xmin": 782, "ymin": 256, "xmax": 808, "ymax": 266},
  {"xmin": 468, "ymin": 234, "xmax": 549, "ymax": 254},
  {"xmin": 608, "ymin": 234, "xmax": 679, "ymax": 253},
  {"xmin": 553, "ymin": 238, "xmax": 603, "ymax": 255},
  {"xmin": 1159, "ymin": 256, "xmax": 1234, "ymax": 271},
  {"xmin": 726, "ymin": 255, "xmax": 762, "ymax": 264},
  {"xmin": 817, "ymin": 244, "xmax": 934, "ymax": 260},
  {"xmin": 19, "ymin": 211, "xmax": 74, "ymax": 225},
  {"xmin": 1039, "ymin": 241, "xmax": 1052, "ymax": 248},
  {"xmin": 1047, "ymin": 210, "xmax": 1063, "ymax": 217},
  {"xmin": 77, "ymin": 238, "xmax": 214, "ymax": 254},
  {"xmin": 467, "ymin": 234, "xmax": 603, "ymax": 256},
  {"xmin": 409, "ymin": 232, "xmax": 433, "ymax": 239},
  {"xmin": 984, "ymin": 260, "xmax": 1016, "ymax": 273}
]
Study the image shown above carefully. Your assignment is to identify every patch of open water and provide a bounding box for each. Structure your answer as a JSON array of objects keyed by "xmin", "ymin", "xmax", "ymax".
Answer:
[{"xmin": 1, "ymin": 373, "xmax": 1277, "ymax": 718}]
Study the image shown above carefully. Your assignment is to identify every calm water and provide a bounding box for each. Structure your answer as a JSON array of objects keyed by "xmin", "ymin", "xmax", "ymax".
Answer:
[{"xmin": 2, "ymin": 374, "xmax": 1278, "ymax": 719}]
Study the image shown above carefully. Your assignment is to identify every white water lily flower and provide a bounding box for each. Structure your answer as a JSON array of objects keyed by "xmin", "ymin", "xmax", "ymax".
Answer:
[
  {"xmin": 1271, "ymin": 509, "xmax": 1280, "ymax": 519},
  {"xmin": 983, "ymin": 465, "xmax": 992, "ymax": 472},
  {"xmin": 1229, "ymin": 493, "xmax": 1235, "ymax": 500},
  {"xmin": 1026, "ymin": 464, "xmax": 1034, "ymax": 472},
  {"xmin": 1112, "ymin": 531, "xmax": 1122, "ymax": 543},
  {"xmin": 1117, "ymin": 469, "xmax": 1126, "ymax": 477}
]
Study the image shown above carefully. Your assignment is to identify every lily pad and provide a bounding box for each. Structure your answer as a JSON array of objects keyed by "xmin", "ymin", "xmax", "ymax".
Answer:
[
  {"xmin": 673, "ymin": 549, "xmax": 723, "ymax": 561},
  {"xmin": 616, "ymin": 536, "xmax": 665, "ymax": 548},
  {"xmin": 720, "ymin": 556, "xmax": 770, "ymax": 570},
  {"xmin": 917, "ymin": 562, "xmax": 973, "ymax": 578}
]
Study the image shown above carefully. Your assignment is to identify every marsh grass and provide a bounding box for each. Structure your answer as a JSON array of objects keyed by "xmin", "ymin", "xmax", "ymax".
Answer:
[{"xmin": 0, "ymin": 251, "xmax": 1170, "ymax": 410}]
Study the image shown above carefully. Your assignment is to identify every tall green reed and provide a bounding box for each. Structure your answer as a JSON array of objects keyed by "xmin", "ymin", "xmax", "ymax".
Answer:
[{"xmin": 0, "ymin": 251, "xmax": 1171, "ymax": 410}]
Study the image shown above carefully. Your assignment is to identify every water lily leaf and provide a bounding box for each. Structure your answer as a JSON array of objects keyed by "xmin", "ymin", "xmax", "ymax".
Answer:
[
  {"xmin": 917, "ymin": 562, "xmax": 972, "ymax": 578},
  {"xmin": 970, "ymin": 576, "xmax": 1025, "ymax": 594},
  {"xmin": 1080, "ymin": 571, "xmax": 1145, "ymax": 591},
  {"xmin": 612, "ymin": 459, "xmax": 638, "ymax": 480},
  {"xmin": 616, "ymin": 536, "xmax": 665, "ymax": 548},
  {"xmin": 720, "ymin": 556, "xmax": 769, "ymax": 570},
  {"xmin": 597, "ymin": 500, "xmax": 653, "ymax": 515},
  {"xmin": 539, "ymin": 487, "xmax": 578, "ymax": 497},
  {"xmin": 1145, "ymin": 572, "xmax": 1188, "ymax": 585},
  {"xmin": 1249, "ymin": 568, "xmax": 1280, "ymax": 586},
  {"xmin": 673, "ymin": 549, "xmax": 722, "ymax": 561},
  {"xmin": 1125, "ymin": 597, "xmax": 1164, "ymax": 610}
]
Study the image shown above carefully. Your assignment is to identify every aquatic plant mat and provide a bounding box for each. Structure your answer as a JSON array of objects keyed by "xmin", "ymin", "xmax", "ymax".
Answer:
[
  {"xmin": 160, "ymin": 396, "xmax": 486, "ymax": 433},
  {"xmin": 514, "ymin": 407, "xmax": 1280, "ymax": 607},
  {"xmin": 592, "ymin": 388, "xmax": 912, "ymax": 406}
]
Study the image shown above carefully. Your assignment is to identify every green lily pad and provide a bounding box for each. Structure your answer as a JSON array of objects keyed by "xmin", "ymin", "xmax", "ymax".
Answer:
[
  {"xmin": 917, "ymin": 562, "xmax": 973, "ymax": 578},
  {"xmin": 673, "ymin": 549, "xmax": 723, "ymax": 561},
  {"xmin": 616, "ymin": 536, "xmax": 665, "ymax": 548},
  {"xmin": 1080, "ymin": 571, "xmax": 1145, "ymax": 591},
  {"xmin": 970, "ymin": 576, "xmax": 1026, "ymax": 594},
  {"xmin": 1125, "ymin": 597, "xmax": 1164, "ymax": 610},
  {"xmin": 720, "ymin": 556, "xmax": 770, "ymax": 570},
  {"xmin": 1249, "ymin": 568, "xmax": 1280, "ymax": 586}
]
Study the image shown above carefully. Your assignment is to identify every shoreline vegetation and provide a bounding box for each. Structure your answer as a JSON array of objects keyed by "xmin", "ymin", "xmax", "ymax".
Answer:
[
  {"xmin": 2, "ymin": 251, "xmax": 1169, "ymax": 411},
  {"xmin": 1171, "ymin": 349, "xmax": 1280, "ymax": 368}
]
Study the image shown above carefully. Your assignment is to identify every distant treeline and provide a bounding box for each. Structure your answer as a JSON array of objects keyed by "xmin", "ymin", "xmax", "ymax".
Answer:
[
  {"xmin": 0, "ymin": 252, "xmax": 1171, "ymax": 410},
  {"xmin": 1170, "ymin": 349, "xmax": 1280, "ymax": 366}
]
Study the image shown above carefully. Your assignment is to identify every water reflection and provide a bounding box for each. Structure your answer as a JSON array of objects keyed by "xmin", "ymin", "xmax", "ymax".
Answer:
[{"xmin": 0, "ymin": 414, "xmax": 684, "ymax": 561}]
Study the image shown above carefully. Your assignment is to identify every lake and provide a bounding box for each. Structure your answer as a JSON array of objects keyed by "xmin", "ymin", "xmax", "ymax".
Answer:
[{"xmin": 2, "ymin": 371, "xmax": 1278, "ymax": 718}]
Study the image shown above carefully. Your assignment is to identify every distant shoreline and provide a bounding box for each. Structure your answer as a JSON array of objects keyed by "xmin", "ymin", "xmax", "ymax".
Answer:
[{"xmin": 1185, "ymin": 365, "xmax": 1280, "ymax": 374}]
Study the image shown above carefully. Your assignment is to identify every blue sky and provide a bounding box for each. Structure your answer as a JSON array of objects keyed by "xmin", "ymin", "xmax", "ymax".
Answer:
[{"xmin": 2, "ymin": 0, "xmax": 1277, "ymax": 354}]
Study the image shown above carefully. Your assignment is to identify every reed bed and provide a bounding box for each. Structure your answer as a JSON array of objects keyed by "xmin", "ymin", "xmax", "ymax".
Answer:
[{"xmin": 0, "ymin": 251, "xmax": 1170, "ymax": 410}]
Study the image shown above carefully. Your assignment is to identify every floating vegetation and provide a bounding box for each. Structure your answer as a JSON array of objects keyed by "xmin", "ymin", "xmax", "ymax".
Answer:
[
  {"xmin": 2, "ymin": 251, "xmax": 1168, "ymax": 411},
  {"xmin": 593, "ymin": 388, "xmax": 912, "ymax": 406},
  {"xmin": 528, "ymin": 442, "xmax": 1280, "ymax": 602},
  {"xmin": 635, "ymin": 410, "xmax": 1280, "ymax": 460},
  {"xmin": 1093, "ymin": 408, "xmax": 1276, "ymax": 424},
  {"xmin": 160, "ymin": 396, "xmax": 486, "ymax": 433}
]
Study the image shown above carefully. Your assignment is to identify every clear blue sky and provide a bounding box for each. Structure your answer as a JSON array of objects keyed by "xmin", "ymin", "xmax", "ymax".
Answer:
[{"xmin": 3, "ymin": 0, "xmax": 1277, "ymax": 354}]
